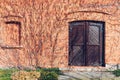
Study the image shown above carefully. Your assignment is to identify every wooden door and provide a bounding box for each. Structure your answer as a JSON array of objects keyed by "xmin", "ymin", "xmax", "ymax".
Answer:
[
  {"xmin": 86, "ymin": 22, "xmax": 104, "ymax": 66},
  {"xmin": 69, "ymin": 21, "xmax": 105, "ymax": 66},
  {"xmin": 69, "ymin": 22, "xmax": 85, "ymax": 66}
]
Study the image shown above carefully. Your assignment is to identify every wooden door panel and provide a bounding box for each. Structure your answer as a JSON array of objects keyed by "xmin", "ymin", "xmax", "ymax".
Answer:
[
  {"xmin": 69, "ymin": 22, "xmax": 85, "ymax": 65},
  {"xmin": 69, "ymin": 46, "xmax": 85, "ymax": 66},
  {"xmin": 88, "ymin": 25, "xmax": 100, "ymax": 45},
  {"xmin": 70, "ymin": 26, "xmax": 84, "ymax": 45},
  {"xmin": 86, "ymin": 46, "xmax": 100, "ymax": 66},
  {"xmin": 86, "ymin": 22, "xmax": 102, "ymax": 66}
]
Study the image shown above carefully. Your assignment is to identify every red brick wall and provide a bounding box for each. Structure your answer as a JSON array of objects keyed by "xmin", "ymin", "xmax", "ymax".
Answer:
[{"xmin": 0, "ymin": 0, "xmax": 119, "ymax": 69}]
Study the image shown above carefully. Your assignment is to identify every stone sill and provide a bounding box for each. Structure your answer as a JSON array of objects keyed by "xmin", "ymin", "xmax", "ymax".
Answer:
[{"xmin": 1, "ymin": 45, "xmax": 23, "ymax": 49}]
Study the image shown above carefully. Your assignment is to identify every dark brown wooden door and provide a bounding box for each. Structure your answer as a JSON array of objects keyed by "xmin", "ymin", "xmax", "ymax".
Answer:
[
  {"xmin": 69, "ymin": 21, "xmax": 105, "ymax": 66},
  {"xmin": 69, "ymin": 22, "xmax": 85, "ymax": 66}
]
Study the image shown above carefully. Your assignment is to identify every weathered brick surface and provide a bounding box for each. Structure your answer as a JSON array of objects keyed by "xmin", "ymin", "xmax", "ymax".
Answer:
[{"xmin": 0, "ymin": 0, "xmax": 120, "ymax": 69}]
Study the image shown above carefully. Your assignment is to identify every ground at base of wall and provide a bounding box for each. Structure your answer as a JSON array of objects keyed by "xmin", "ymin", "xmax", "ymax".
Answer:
[{"xmin": 58, "ymin": 71, "xmax": 120, "ymax": 80}]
